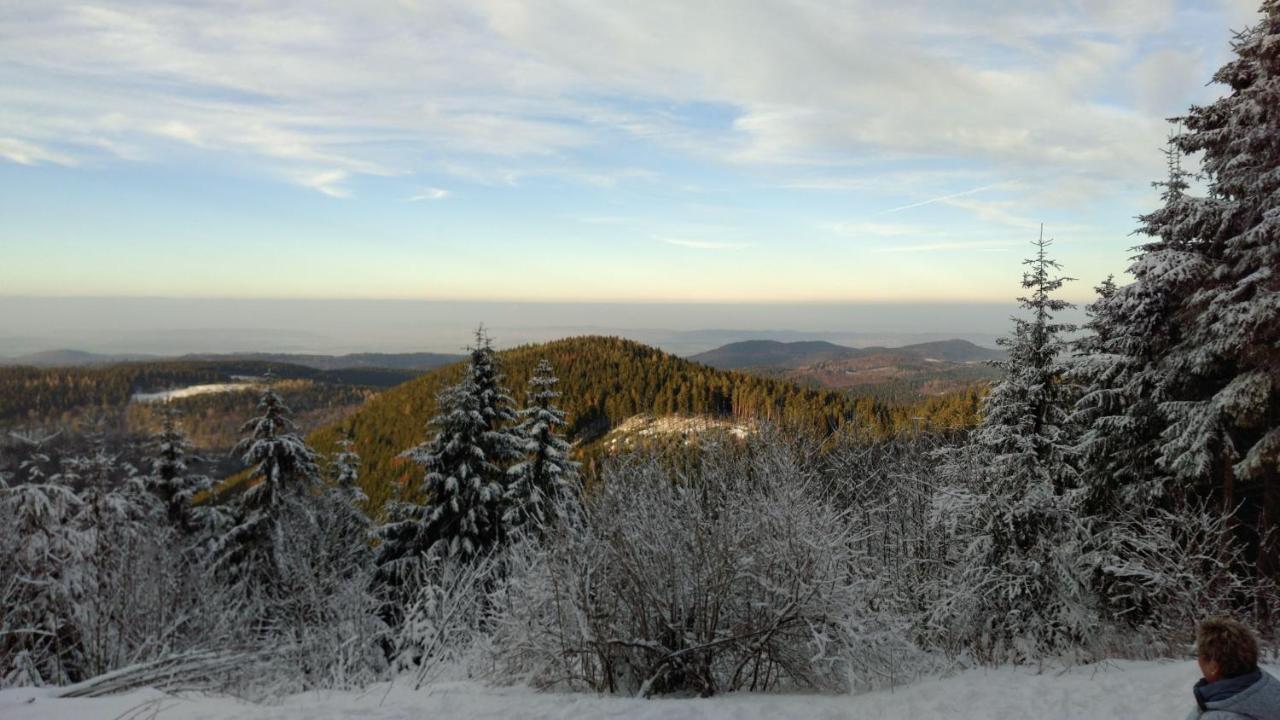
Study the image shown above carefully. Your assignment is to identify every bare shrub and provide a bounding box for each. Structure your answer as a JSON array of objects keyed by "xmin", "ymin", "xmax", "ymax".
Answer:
[
  {"xmin": 490, "ymin": 435, "xmax": 871, "ymax": 697},
  {"xmin": 1088, "ymin": 498, "xmax": 1280, "ymax": 657}
]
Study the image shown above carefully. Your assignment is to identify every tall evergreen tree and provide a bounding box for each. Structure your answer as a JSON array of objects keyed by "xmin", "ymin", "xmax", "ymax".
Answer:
[
  {"xmin": 1157, "ymin": 3, "xmax": 1280, "ymax": 575},
  {"xmin": 145, "ymin": 406, "xmax": 211, "ymax": 534},
  {"xmin": 330, "ymin": 432, "xmax": 367, "ymax": 518},
  {"xmin": 978, "ymin": 232, "xmax": 1079, "ymax": 490},
  {"xmin": 211, "ymin": 381, "xmax": 321, "ymax": 592},
  {"xmin": 377, "ymin": 328, "xmax": 522, "ymax": 570},
  {"xmin": 505, "ymin": 359, "xmax": 579, "ymax": 533},
  {"xmin": 321, "ymin": 432, "xmax": 371, "ymax": 575},
  {"xmin": 932, "ymin": 232, "xmax": 1088, "ymax": 661},
  {"xmin": 1070, "ymin": 136, "xmax": 1202, "ymax": 516}
]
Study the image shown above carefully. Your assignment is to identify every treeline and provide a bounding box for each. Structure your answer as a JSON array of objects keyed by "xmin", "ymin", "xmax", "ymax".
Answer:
[
  {"xmin": 0, "ymin": 360, "xmax": 409, "ymax": 430},
  {"xmin": 125, "ymin": 379, "xmax": 376, "ymax": 452},
  {"xmin": 309, "ymin": 335, "xmax": 984, "ymax": 510}
]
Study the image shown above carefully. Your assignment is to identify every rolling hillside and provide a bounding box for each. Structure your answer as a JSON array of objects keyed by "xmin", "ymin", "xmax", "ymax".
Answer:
[
  {"xmin": 309, "ymin": 335, "xmax": 984, "ymax": 511},
  {"xmin": 689, "ymin": 338, "xmax": 1003, "ymax": 400},
  {"xmin": 691, "ymin": 338, "xmax": 1004, "ymax": 369},
  {"xmin": 180, "ymin": 351, "xmax": 464, "ymax": 372}
]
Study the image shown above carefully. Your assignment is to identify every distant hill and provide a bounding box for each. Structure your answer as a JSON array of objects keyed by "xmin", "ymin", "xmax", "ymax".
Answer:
[
  {"xmin": 307, "ymin": 336, "xmax": 985, "ymax": 511},
  {"xmin": 180, "ymin": 351, "xmax": 464, "ymax": 372},
  {"xmin": 691, "ymin": 338, "xmax": 1003, "ymax": 369},
  {"xmin": 1, "ymin": 349, "xmax": 162, "ymax": 366},
  {"xmin": 689, "ymin": 338, "xmax": 1003, "ymax": 401},
  {"xmin": 2, "ymin": 349, "xmax": 464, "ymax": 372},
  {"xmin": 690, "ymin": 340, "xmax": 861, "ymax": 369},
  {"xmin": 884, "ymin": 339, "xmax": 1006, "ymax": 364}
]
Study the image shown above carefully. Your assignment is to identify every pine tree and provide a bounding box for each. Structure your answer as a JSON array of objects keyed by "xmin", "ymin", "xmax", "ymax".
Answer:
[
  {"xmin": 1071, "ymin": 137, "xmax": 1203, "ymax": 516},
  {"xmin": 145, "ymin": 406, "xmax": 211, "ymax": 534},
  {"xmin": 330, "ymin": 432, "xmax": 367, "ymax": 519},
  {"xmin": 321, "ymin": 432, "xmax": 371, "ymax": 576},
  {"xmin": 377, "ymin": 328, "xmax": 522, "ymax": 571},
  {"xmin": 211, "ymin": 381, "xmax": 321, "ymax": 593},
  {"xmin": 505, "ymin": 359, "xmax": 580, "ymax": 533},
  {"xmin": 1158, "ymin": 3, "xmax": 1280, "ymax": 576},
  {"xmin": 979, "ymin": 231, "xmax": 1078, "ymax": 490},
  {"xmin": 932, "ymin": 232, "xmax": 1089, "ymax": 662}
]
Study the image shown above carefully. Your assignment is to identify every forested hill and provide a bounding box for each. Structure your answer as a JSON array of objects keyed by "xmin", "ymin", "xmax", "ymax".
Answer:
[
  {"xmin": 691, "ymin": 338, "xmax": 1004, "ymax": 369},
  {"xmin": 0, "ymin": 359, "xmax": 418, "ymax": 429},
  {"xmin": 309, "ymin": 335, "xmax": 983, "ymax": 510}
]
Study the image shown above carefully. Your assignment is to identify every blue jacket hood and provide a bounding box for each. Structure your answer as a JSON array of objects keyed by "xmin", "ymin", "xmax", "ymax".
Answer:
[{"xmin": 1192, "ymin": 670, "xmax": 1280, "ymax": 720}]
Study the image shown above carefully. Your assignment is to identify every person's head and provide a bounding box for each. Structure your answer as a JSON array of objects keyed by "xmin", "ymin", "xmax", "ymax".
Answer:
[{"xmin": 1196, "ymin": 617, "xmax": 1259, "ymax": 682}]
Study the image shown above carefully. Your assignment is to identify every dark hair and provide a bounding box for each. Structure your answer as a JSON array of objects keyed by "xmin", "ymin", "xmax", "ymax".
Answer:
[{"xmin": 1197, "ymin": 617, "xmax": 1260, "ymax": 678}]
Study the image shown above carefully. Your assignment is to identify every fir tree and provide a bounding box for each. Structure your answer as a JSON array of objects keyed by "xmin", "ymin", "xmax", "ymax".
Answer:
[
  {"xmin": 211, "ymin": 381, "xmax": 321, "ymax": 593},
  {"xmin": 978, "ymin": 231, "xmax": 1078, "ymax": 489},
  {"xmin": 1158, "ymin": 3, "xmax": 1280, "ymax": 575},
  {"xmin": 330, "ymin": 432, "xmax": 367, "ymax": 517},
  {"xmin": 505, "ymin": 359, "xmax": 580, "ymax": 533},
  {"xmin": 932, "ymin": 232, "xmax": 1089, "ymax": 662},
  {"xmin": 1069, "ymin": 136, "xmax": 1198, "ymax": 513},
  {"xmin": 377, "ymin": 328, "xmax": 522, "ymax": 571},
  {"xmin": 321, "ymin": 432, "xmax": 371, "ymax": 576},
  {"xmin": 145, "ymin": 407, "xmax": 211, "ymax": 534}
]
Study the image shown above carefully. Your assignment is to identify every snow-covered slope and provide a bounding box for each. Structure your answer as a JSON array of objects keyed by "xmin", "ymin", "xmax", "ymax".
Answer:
[{"xmin": 2, "ymin": 660, "xmax": 1262, "ymax": 720}]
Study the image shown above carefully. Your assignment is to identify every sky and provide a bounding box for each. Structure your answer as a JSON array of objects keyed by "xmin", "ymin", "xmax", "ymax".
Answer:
[{"xmin": 0, "ymin": 0, "xmax": 1264, "ymax": 314}]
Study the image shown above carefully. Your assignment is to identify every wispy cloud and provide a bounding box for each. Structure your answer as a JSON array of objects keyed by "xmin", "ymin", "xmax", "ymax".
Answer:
[
  {"xmin": 0, "ymin": 0, "xmax": 1215, "ymax": 201},
  {"xmin": 0, "ymin": 137, "xmax": 77, "ymax": 167},
  {"xmin": 297, "ymin": 170, "xmax": 351, "ymax": 199},
  {"xmin": 941, "ymin": 196, "xmax": 1042, "ymax": 231},
  {"xmin": 409, "ymin": 187, "xmax": 450, "ymax": 201},
  {"xmin": 881, "ymin": 183, "xmax": 1008, "ymax": 214},
  {"xmin": 657, "ymin": 236, "xmax": 749, "ymax": 251}
]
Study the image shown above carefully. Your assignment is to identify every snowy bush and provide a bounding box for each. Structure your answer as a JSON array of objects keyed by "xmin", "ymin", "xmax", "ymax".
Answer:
[
  {"xmin": 489, "ymin": 436, "xmax": 873, "ymax": 697},
  {"xmin": 1088, "ymin": 498, "xmax": 1279, "ymax": 656},
  {"xmin": 390, "ymin": 551, "xmax": 500, "ymax": 689}
]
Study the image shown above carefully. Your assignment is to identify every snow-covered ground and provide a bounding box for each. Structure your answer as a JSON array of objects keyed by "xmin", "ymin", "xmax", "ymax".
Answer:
[
  {"xmin": 132, "ymin": 382, "xmax": 258, "ymax": 403},
  {"xmin": 604, "ymin": 414, "xmax": 756, "ymax": 450},
  {"xmin": 3, "ymin": 659, "xmax": 1262, "ymax": 720}
]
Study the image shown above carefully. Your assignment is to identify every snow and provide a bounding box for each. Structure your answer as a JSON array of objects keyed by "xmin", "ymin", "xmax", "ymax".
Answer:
[
  {"xmin": 2, "ymin": 660, "xmax": 1265, "ymax": 720},
  {"xmin": 605, "ymin": 415, "xmax": 756, "ymax": 449},
  {"xmin": 132, "ymin": 383, "xmax": 258, "ymax": 403}
]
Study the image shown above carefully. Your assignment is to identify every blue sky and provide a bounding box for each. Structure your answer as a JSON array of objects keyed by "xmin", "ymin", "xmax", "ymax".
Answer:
[{"xmin": 0, "ymin": 0, "xmax": 1263, "ymax": 304}]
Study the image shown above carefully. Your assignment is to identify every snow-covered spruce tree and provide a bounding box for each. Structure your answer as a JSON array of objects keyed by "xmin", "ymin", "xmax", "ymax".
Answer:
[
  {"xmin": 505, "ymin": 359, "xmax": 580, "ymax": 534},
  {"xmin": 145, "ymin": 406, "xmax": 212, "ymax": 535},
  {"xmin": 377, "ymin": 328, "xmax": 522, "ymax": 574},
  {"xmin": 1062, "ymin": 139, "xmax": 1239, "ymax": 632},
  {"xmin": 320, "ymin": 432, "xmax": 371, "ymax": 576},
  {"xmin": 1158, "ymin": 3, "xmax": 1280, "ymax": 578},
  {"xmin": 211, "ymin": 381, "xmax": 322, "ymax": 595},
  {"xmin": 1071, "ymin": 137, "xmax": 1202, "ymax": 516},
  {"xmin": 929, "ymin": 232, "xmax": 1092, "ymax": 663}
]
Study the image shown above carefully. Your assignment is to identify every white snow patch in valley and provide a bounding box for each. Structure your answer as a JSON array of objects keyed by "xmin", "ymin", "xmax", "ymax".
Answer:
[
  {"xmin": 131, "ymin": 383, "xmax": 259, "ymax": 403},
  {"xmin": 1, "ymin": 660, "xmax": 1260, "ymax": 720},
  {"xmin": 605, "ymin": 414, "xmax": 756, "ymax": 450}
]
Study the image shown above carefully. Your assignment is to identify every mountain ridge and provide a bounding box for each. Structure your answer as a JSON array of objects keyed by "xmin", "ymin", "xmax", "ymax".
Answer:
[{"xmin": 690, "ymin": 338, "xmax": 1005, "ymax": 369}]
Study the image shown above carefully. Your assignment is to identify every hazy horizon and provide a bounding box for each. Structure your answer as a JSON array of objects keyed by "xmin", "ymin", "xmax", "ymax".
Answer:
[{"xmin": 0, "ymin": 296, "xmax": 1072, "ymax": 357}]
